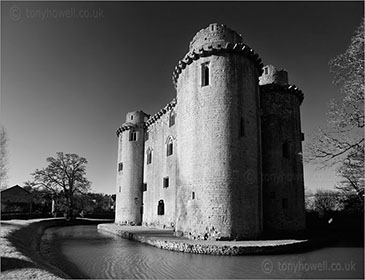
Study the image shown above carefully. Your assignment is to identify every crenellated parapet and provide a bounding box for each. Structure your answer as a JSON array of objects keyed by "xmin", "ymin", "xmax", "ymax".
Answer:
[
  {"xmin": 145, "ymin": 98, "xmax": 177, "ymax": 127},
  {"xmin": 260, "ymin": 83, "xmax": 304, "ymax": 105},
  {"xmin": 116, "ymin": 123, "xmax": 143, "ymax": 137},
  {"xmin": 172, "ymin": 42, "xmax": 263, "ymax": 88}
]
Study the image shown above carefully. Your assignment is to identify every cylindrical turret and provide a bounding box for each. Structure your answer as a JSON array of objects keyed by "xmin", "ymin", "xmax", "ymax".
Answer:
[
  {"xmin": 259, "ymin": 65, "xmax": 306, "ymax": 235},
  {"xmin": 173, "ymin": 23, "xmax": 264, "ymax": 240},
  {"xmin": 115, "ymin": 111, "xmax": 147, "ymax": 225}
]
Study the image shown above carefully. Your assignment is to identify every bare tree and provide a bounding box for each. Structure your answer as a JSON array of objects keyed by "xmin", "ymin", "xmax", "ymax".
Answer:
[
  {"xmin": 0, "ymin": 126, "xmax": 8, "ymax": 189},
  {"xmin": 305, "ymin": 19, "xmax": 364, "ymax": 201},
  {"xmin": 336, "ymin": 147, "xmax": 364, "ymax": 202},
  {"xmin": 312, "ymin": 190, "xmax": 344, "ymax": 216},
  {"xmin": 27, "ymin": 152, "xmax": 91, "ymax": 219}
]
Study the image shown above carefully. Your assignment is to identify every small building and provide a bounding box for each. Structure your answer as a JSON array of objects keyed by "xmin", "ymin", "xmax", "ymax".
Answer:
[{"xmin": 1, "ymin": 185, "xmax": 33, "ymax": 213}]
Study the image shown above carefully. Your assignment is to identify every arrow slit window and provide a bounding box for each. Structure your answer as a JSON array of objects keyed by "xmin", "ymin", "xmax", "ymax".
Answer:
[{"xmin": 201, "ymin": 62, "xmax": 210, "ymax": 86}]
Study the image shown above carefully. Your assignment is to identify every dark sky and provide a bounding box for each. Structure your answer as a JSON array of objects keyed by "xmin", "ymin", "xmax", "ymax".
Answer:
[{"xmin": 1, "ymin": 1, "xmax": 363, "ymax": 194}]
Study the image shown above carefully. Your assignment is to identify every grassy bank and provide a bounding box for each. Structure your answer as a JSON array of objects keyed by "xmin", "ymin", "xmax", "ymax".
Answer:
[{"xmin": 0, "ymin": 218, "xmax": 112, "ymax": 279}]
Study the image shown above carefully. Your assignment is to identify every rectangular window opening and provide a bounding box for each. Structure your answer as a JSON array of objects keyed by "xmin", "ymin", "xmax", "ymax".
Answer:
[
  {"xmin": 163, "ymin": 177, "xmax": 169, "ymax": 188},
  {"xmin": 147, "ymin": 151, "xmax": 152, "ymax": 165},
  {"xmin": 192, "ymin": 192, "xmax": 195, "ymax": 200},
  {"xmin": 167, "ymin": 142, "xmax": 173, "ymax": 156},
  {"xmin": 118, "ymin": 162, "xmax": 123, "ymax": 171},
  {"xmin": 169, "ymin": 112, "xmax": 175, "ymax": 127},
  {"xmin": 201, "ymin": 63, "xmax": 209, "ymax": 87},
  {"xmin": 129, "ymin": 130, "xmax": 137, "ymax": 141},
  {"xmin": 143, "ymin": 183, "xmax": 147, "ymax": 192}
]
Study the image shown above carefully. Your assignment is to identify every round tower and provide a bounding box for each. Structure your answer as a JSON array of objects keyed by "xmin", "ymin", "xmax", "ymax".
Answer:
[
  {"xmin": 115, "ymin": 111, "xmax": 147, "ymax": 225},
  {"xmin": 173, "ymin": 23, "xmax": 264, "ymax": 240},
  {"xmin": 259, "ymin": 65, "xmax": 306, "ymax": 235}
]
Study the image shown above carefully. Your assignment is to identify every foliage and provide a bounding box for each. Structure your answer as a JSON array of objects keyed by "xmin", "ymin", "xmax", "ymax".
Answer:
[
  {"xmin": 305, "ymin": 19, "xmax": 364, "ymax": 202},
  {"xmin": 26, "ymin": 152, "xmax": 91, "ymax": 219},
  {"xmin": 74, "ymin": 192, "xmax": 114, "ymax": 215},
  {"xmin": 0, "ymin": 126, "xmax": 8, "ymax": 189},
  {"xmin": 24, "ymin": 186, "xmax": 53, "ymax": 213},
  {"xmin": 306, "ymin": 190, "xmax": 344, "ymax": 215}
]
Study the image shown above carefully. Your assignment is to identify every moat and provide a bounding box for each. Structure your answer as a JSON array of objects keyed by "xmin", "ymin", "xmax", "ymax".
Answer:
[{"xmin": 41, "ymin": 225, "xmax": 364, "ymax": 279}]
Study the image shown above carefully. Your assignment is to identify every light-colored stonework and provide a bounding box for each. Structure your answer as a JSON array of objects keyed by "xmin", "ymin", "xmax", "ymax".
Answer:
[{"xmin": 115, "ymin": 23, "xmax": 305, "ymax": 241}]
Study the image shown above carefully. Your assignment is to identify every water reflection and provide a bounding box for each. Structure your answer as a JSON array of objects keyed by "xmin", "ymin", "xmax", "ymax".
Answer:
[{"xmin": 41, "ymin": 225, "xmax": 364, "ymax": 279}]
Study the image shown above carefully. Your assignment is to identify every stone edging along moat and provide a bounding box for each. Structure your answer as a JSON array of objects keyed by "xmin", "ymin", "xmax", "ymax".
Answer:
[{"xmin": 98, "ymin": 223, "xmax": 311, "ymax": 255}]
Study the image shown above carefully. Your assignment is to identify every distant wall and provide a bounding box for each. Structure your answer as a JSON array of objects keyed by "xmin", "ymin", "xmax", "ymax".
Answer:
[
  {"xmin": 143, "ymin": 110, "xmax": 177, "ymax": 229},
  {"xmin": 260, "ymin": 84, "xmax": 305, "ymax": 234}
]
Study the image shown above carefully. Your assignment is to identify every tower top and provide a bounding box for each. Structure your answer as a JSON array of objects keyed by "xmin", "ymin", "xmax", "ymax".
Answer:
[
  {"xmin": 189, "ymin": 23, "xmax": 243, "ymax": 51},
  {"xmin": 172, "ymin": 23, "xmax": 263, "ymax": 88},
  {"xmin": 259, "ymin": 65, "xmax": 288, "ymax": 86}
]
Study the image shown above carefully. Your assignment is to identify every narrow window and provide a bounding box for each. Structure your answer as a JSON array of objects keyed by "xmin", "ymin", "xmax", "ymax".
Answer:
[
  {"xmin": 118, "ymin": 186, "xmax": 121, "ymax": 193},
  {"xmin": 147, "ymin": 149, "xmax": 152, "ymax": 165},
  {"xmin": 143, "ymin": 183, "xmax": 147, "ymax": 192},
  {"xmin": 169, "ymin": 111, "xmax": 175, "ymax": 127},
  {"xmin": 145, "ymin": 131, "xmax": 149, "ymax": 141},
  {"xmin": 192, "ymin": 192, "xmax": 195, "ymax": 200},
  {"xmin": 129, "ymin": 130, "xmax": 137, "ymax": 141},
  {"xmin": 163, "ymin": 177, "xmax": 169, "ymax": 188},
  {"xmin": 282, "ymin": 198, "xmax": 288, "ymax": 209},
  {"xmin": 167, "ymin": 142, "xmax": 173, "ymax": 156},
  {"xmin": 264, "ymin": 67, "xmax": 269, "ymax": 75},
  {"xmin": 240, "ymin": 117, "xmax": 245, "ymax": 137},
  {"xmin": 118, "ymin": 162, "xmax": 123, "ymax": 171},
  {"xmin": 131, "ymin": 115, "xmax": 134, "ymax": 120},
  {"xmin": 157, "ymin": 200, "xmax": 165, "ymax": 215},
  {"xmin": 201, "ymin": 63, "xmax": 209, "ymax": 86},
  {"xmin": 283, "ymin": 141, "xmax": 290, "ymax": 158}
]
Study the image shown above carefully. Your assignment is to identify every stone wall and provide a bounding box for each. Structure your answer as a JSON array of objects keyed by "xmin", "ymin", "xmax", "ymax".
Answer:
[{"xmin": 143, "ymin": 108, "xmax": 177, "ymax": 229}]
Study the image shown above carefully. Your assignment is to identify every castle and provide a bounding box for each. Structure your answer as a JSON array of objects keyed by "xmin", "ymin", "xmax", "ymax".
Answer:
[{"xmin": 115, "ymin": 23, "xmax": 305, "ymax": 240}]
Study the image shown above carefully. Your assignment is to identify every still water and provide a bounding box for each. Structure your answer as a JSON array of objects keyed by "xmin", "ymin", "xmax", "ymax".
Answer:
[{"xmin": 41, "ymin": 225, "xmax": 364, "ymax": 279}]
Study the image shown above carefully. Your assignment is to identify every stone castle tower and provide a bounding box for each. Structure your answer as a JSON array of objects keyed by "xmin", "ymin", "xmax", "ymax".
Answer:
[
  {"xmin": 115, "ymin": 23, "xmax": 305, "ymax": 240},
  {"xmin": 115, "ymin": 111, "xmax": 147, "ymax": 225},
  {"xmin": 259, "ymin": 65, "xmax": 306, "ymax": 233}
]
